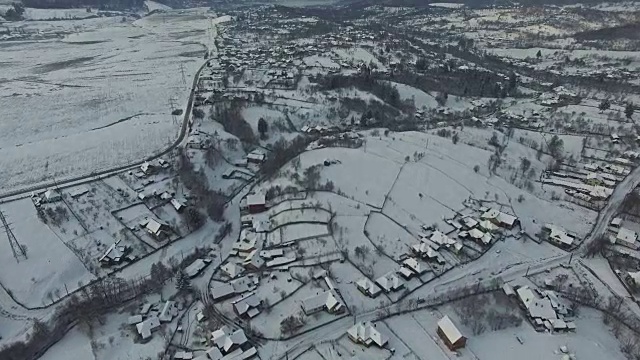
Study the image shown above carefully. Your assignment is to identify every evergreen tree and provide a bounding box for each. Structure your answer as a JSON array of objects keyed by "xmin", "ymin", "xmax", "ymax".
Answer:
[
  {"xmin": 258, "ymin": 118, "xmax": 268, "ymax": 139},
  {"xmin": 176, "ymin": 270, "xmax": 191, "ymax": 292},
  {"xmin": 625, "ymin": 103, "xmax": 635, "ymax": 119},
  {"xmin": 598, "ymin": 99, "xmax": 611, "ymax": 112}
]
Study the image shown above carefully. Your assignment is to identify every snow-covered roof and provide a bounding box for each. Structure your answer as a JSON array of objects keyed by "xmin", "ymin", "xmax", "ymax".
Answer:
[
  {"xmin": 356, "ymin": 278, "xmax": 381, "ymax": 297},
  {"xmin": 375, "ymin": 272, "xmax": 404, "ymax": 292},
  {"xmin": 266, "ymin": 255, "xmax": 297, "ymax": 267},
  {"xmin": 430, "ymin": 231, "xmax": 455, "ymax": 246},
  {"xmin": 402, "ymin": 257, "xmax": 426, "ymax": 274},
  {"xmin": 136, "ymin": 315, "xmax": 160, "ymax": 340},
  {"xmin": 159, "ymin": 300, "xmax": 178, "ymax": 322},
  {"xmin": 146, "ymin": 218, "xmax": 167, "ymax": 235},
  {"xmin": 468, "ymin": 228, "xmax": 485, "ymax": 239},
  {"xmin": 185, "ymin": 259, "xmax": 207, "ymax": 278},
  {"xmin": 174, "ymin": 351, "xmax": 194, "ymax": 359},
  {"xmin": 301, "ymin": 290, "xmax": 341, "ymax": 313},
  {"xmin": 347, "ymin": 322, "xmax": 388, "ymax": 347},
  {"xmin": 437, "ymin": 316, "xmax": 464, "ymax": 344},
  {"xmin": 617, "ymin": 227, "xmax": 637, "ymax": 246},
  {"xmin": 170, "ymin": 198, "xmax": 185, "ymax": 211},
  {"xmin": 233, "ymin": 293, "xmax": 261, "ymax": 317},
  {"xmin": 211, "ymin": 283, "xmax": 235, "ymax": 300},
  {"xmin": 211, "ymin": 326, "xmax": 248, "ymax": 353},
  {"xmin": 246, "ymin": 193, "xmax": 266, "ymax": 206},
  {"xmin": 221, "ymin": 262, "xmax": 243, "ymax": 278},
  {"xmin": 529, "ymin": 298, "xmax": 557, "ymax": 321},
  {"xmin": 127, "ymin": 315, "xmax": 143, "ymax": 325},
  {"xmin": 260, "ymin": 248, "xmax": 284, "ymax": 259},
  {"xmin": 478, "ymin": 220, "xmax": 498, "ymax": 232},
  {"xmin": 460, "ymin": 217, "xmax": 478, "ymax": 229},
  {"xmin": 545, "ymin": 224, "xmax": 574, "ymax": 246},
  {"xmin": 516, "ymin": 286, "xmax": 536, "ymax": 309},
  {"xmin": 243, "ymin": 249, "xmax": 264, "ymax": 269}
]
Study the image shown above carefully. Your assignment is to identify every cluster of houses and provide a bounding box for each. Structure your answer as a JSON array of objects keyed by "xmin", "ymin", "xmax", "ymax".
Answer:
[
  {"xmin": 176, "ymin": 326, "xmax": 256, "ymax": 360},
  {"xmin": 134, "ymin": 159, "xmax": 170, "ymax": 179},
  {"xmin": 544, "ymin": 160, "xmax": 631, "ymax": 205},
  {"xmin": 356, "ymin": 272, "xmax": 405, "ymax": 298},
  {"xmin": 129, "ymin": 300, "xmax": 182, "ymax": 341},
  {"xmin": 505, "ymin": 284, "xmax": 575, "ymax": 333}
]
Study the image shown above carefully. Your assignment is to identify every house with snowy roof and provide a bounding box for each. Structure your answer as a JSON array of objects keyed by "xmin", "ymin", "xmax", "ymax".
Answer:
[
  {"xmin": 437, "ymin": 315, "xmax": 466, "ymax": 350},
  {"xmin": 347, "ymin": 322, "xmax": 388, "ymax": 348}
]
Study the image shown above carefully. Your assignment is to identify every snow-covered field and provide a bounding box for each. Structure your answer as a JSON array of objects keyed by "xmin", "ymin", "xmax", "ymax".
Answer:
[
  {"xmin": 0, "ymin": 198, "xmax": 96, "ymax": 307},
  {"xmin": 0, "ymin": 9, "xmax": 219, "ymax": 193}
]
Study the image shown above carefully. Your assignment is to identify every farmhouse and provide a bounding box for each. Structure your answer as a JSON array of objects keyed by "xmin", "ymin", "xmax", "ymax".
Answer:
[
  {"xmin": 437, "ymin": 315, "xmax": 466, "ymax": 350},
  {"xmin": 211, "ymin": 326, "xmax": 249, "ymax": 354},
  {"xmin": 347, "ymin": 322, "xmax": 388, "ymax": 348},
  {"xmin": 233, "ymin": 293, "xmax": 262, "ymax": 318},
  {"xmin": 402, "ymin": 257, "xmax": 427, "ymax": 276},
  {"xmin": 246, "ymin": 193, "xmax": 267, "ymax": 214},
  {"xmin": 99, "ymin": 242, "xmax": 130, "ymax": 265},
  {"xmin": 301, "ymin": 290, "xmax": 343, "ymax": 315},
  {"xmin": 136, "ymin": 315, "xmax": 160, "ymax": 340},
  {"xmin": 614, "ymin": 227, "xmax": 638, "ymax": 249},
  {"xmin": 481, "ymin": 208, "xmax": 519, "ymax": 229},
  {"xmin": 356, "ymin": 278, "xmax": 382, "ymax": 297},
  {"xmin": 375, "ymin": 272, "xmax": 404, "ymax": 293},
  {"xmin": 542, "ymin": 224, "xmax": 575, "ymax": 249},
  {"xmin": 144, "ymin": 218, "xmax": 171, "ymax": 240}
]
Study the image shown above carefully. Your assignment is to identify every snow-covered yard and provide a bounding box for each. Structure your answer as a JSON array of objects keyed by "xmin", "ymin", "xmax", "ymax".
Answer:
[{"xmin": 0, "ymin": 198, "xmax": 96, "ymax": 307}]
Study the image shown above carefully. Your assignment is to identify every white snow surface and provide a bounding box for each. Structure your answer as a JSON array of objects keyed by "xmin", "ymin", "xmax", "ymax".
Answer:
[{"xmin": 0, "ymin": 10, "xmax": 222, "ymax": 193}]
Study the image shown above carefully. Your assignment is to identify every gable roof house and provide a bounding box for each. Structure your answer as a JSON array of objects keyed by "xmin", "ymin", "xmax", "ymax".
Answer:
[
  {"xmin": 411, "ymin": 242, "xmax": 444, "ymax": 263},
  {"xmin": 300, "ymin": 290, "xmax": 343, "ymax": 315},
  {"xmin": 347, "ymin": 322, "xmax": 388, "ymax": 348},
  {"xmin": 402, "ymin": 258, "xmax": 427, "ymax": 277},
  {"xmin": 145, "ymin": 218, "xmax": 171, "ymax": 240},
  {"xmin": 437, "ymin": 315, "xmax": 466, "ymax": 350},
  {"xmin": 543, "ymin": 224, "xmax": 575, "ymax": 249},
  {"xmin": 211, "ymin": 326, "xmax": 248, "ymax": 354},
  {"xmin": 481, "ymin": 208, "xmax": 519, "ymax": 229},
  {"xmin": 233, "ymin": 293, "xmax": 262, "ymax": 318},
  {"xmin": 356, "ymin": 278, "xmax": 382, "ymax": 298},
  {"xmin": 375, "ymin": 272, "xmax": 404, "ymax": 293}
]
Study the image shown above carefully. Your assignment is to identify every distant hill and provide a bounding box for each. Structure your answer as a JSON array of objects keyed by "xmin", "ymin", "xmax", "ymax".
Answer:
[
  {"xmin": 22, "ymin": 0, "xmax": 145, "ymax": 10},
  {"xmin": 575, "ymin": 22, "xmax": 640, "ymax": 41}
]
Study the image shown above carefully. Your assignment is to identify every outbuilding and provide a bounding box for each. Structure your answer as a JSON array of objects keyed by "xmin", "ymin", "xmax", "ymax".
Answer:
[{"xmin": 437, "ymin": 315, "xmax": 466, "ymax": 350}]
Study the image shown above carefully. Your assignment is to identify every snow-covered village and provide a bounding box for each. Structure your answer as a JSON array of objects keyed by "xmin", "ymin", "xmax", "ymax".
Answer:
[{"xmin": 2, "ymin": 0, "xmax": 640, "ymax": 359}]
